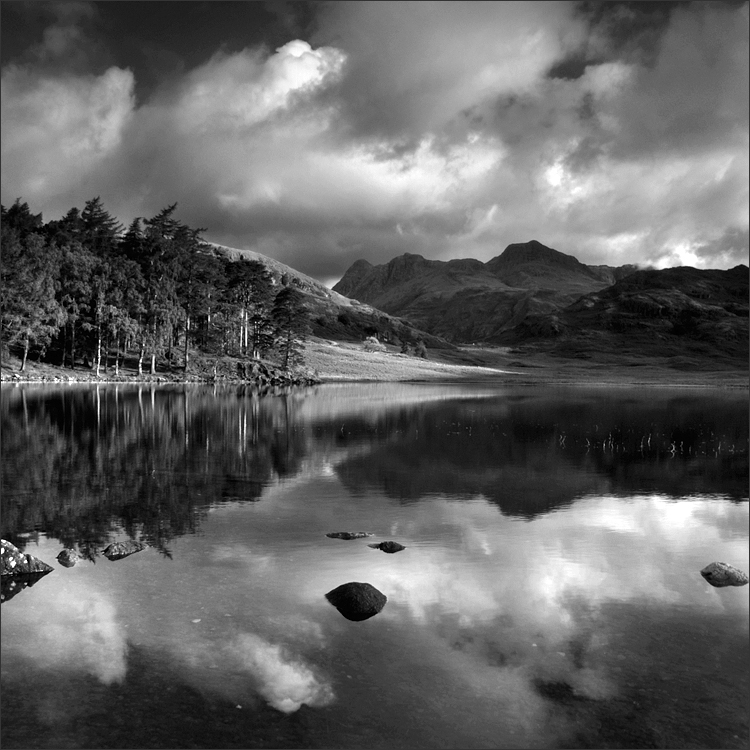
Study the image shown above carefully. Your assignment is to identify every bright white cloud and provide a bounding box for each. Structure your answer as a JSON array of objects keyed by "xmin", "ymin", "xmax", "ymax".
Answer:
[{"xmin": 175, "ymin": 40, "xmax": 346, "ymax": 134}]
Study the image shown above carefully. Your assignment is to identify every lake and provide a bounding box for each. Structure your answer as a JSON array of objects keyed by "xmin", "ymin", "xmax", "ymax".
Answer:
[{"xmin": 1, "ymin": 382, "xmax": 748, "ymax": 749}]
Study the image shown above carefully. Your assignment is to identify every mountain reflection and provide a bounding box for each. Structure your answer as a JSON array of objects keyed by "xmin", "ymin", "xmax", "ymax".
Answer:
[
  {"xmin": 335, "ymin": 391, "xmax": 749, "ymax": 514},
  {"xmin": 1, "ymin": 384, "xmax": 746, "ymax": 558}
]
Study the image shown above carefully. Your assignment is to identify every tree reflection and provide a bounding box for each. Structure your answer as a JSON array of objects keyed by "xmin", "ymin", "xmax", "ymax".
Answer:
[
  {"xmin": 1, "ymin": 385, "xmax": 308, "ymax": 556},
  {"xmin": 1, "ymin": 385, "xmax": 746, "ymax": 556}
]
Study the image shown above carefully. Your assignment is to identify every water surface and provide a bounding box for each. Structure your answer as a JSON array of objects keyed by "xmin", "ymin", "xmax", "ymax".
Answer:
[{"xmin": 1, "ymin": 383, "xmax": 748, "ymax": 749}]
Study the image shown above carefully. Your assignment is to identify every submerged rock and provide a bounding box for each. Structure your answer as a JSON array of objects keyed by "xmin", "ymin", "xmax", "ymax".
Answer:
[
  {"xmin": 326, "ymin": 532, "xmax": 373, "ymax": 540},
  {"xmin": 102, "ymin": 540, "xmax": 147, "ymax": 561},
  {"xmin": 325, "ymin": 582, "xmax": 387, "ymax": 621},
  {"xmin": 1, "ymin": 539, "xmax": 54, "ymax": 576},
  {"xmin": 57, "ymin": 549, "xmax": 81, "ymax": 568},
  {"xmin": 700, "ymin": 562, "xmax": 749, "ymax": 587},
  {"xmin": 368, "ymin": 541, "xmax": 406, "ymax": 553}
]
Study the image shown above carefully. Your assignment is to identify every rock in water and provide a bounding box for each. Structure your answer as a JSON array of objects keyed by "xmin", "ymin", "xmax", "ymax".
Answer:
[
  {"xmin": 1, "ymin": 539, "xmax": 54, "ymax": 576},
  {"xmin": 325, "ymin": 582, "xmax": 387, "ymax": 621},
  {"xmin": 700, "ymin": 562, "xmax": 749, "ymax": 587},
  {"xmin": 57, "ymin": 549, "xmax": 81, "ymax": 568},
  {"xmin": 326, "ymin": 532, "xmax": 373, "ymax": 540},
  {"xmin": 368, "ymin": 541, "xmax": 406, "ymax": 553},
  {"xmin": 102, "ymin": 540, "xmax": 147, "ymax": 561}
]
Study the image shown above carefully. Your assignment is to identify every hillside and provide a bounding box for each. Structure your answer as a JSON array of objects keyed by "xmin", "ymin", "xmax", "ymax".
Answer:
[
  {"xmin": 522, "ymin": 264, "xmax": 749, "ymax": 367},
  {"xmin": 209, "ymin": 243, "xmax": 454, "ymax": 351},
  {"xmin": 333, "ymin": 241, "xmax": 638, "ymax": 342}
]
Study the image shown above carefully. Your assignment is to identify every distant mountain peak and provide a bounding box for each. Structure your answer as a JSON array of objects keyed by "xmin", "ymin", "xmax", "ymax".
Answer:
[{"xmin": 488, "ymin": 241, "xmax": 585, "ymax": 270}]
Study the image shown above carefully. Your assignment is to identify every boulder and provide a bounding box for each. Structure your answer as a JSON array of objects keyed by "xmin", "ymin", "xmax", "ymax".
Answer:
[
  {"xmin": 326, "ymin": 532, "xmax": 373, "ymax": 540},
  {"xmin": 102, "ymin": 540, "xmax": 147, "ymax": 561},
  {"xmin": 700, "ymin": 562, "xmax": 749, "ymax": 587},
  {"xmin": 1, "ymin": 539, "xmax": 54, "ymax": 576},
  {"xmin": 368, "ymin": 541, "xmax": 406, "ymax": 553},
  {"xmin": 57, "ymin": 549, "xmax": 81, "ymax": 568},
  {"xmin": 325, "ymin": 582, "xmax": 387, "ymax": 621}
]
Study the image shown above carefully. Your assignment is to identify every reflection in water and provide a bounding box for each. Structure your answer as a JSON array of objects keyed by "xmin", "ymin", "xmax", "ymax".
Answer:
[{"xmin": 1, "ymin": 383, "xmax": 747, "ymax": 749}]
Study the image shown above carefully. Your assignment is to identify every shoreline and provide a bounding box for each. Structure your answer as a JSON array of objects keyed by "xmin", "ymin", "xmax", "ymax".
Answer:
[{"xmin": 2, "ymin": 338, "xmax": 747, "ymax": 390}]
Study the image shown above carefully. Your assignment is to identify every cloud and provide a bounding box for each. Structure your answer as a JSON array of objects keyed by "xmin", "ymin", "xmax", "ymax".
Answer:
[
  {"xmin": 0, "ymin": 1, "xmax": 746, "ymax": 281},
  {"xmin": 1, "ymin": 63, "xmax": 135, "ymax": 206},
  {"xmin": 312, "ymin": 0, "xmax": 585, "ymax": 140}
]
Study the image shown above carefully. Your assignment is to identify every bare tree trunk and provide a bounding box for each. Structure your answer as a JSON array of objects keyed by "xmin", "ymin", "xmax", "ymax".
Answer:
[
  {"xmin": 167, "ymin": 323, "xmax": 173, "ymax": 371},
  {"xmin": 70, "ymin": 322, "xmax": 76, "ymax": 369},
  {"xmin": 138, "ymin": 340, "xmax": 145, "ymax": 376},
  {"xmin": 20, "ymin": 335, "xmax": 29, "ymax": 372},
  {"xmin": 150, "ymin": 322, "xmax": 157, "ymax": 375},
  {"xmin": 184, "ymin": 315, "xmax": 190, "ymax": 372},
  {"xmin": 95, "ymin": 323, "xmax": 102, "ymax": 377}
]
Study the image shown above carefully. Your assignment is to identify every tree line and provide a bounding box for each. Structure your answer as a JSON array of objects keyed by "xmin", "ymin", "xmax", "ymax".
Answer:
[{"xmin": 1, "ymin": 197, "xmax": 310, "ymax": 374}]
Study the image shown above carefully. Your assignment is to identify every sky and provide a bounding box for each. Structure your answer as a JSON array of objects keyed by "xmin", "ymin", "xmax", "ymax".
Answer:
[{"xmin": 1, "ymin": 1, "xmax": 748, "ymax": 286}]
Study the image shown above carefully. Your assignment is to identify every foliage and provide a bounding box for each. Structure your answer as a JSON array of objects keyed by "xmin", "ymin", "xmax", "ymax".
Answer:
[
  {"xmin": 1, "ymin": 197, "xmax": 311, "ymax": 374},
  {"xmin": 363, "ymin": 335, "xmax": 386, "ymax": 352},
  {"xmin": 272, "ymin": 285, "xmax": 309, "ymax": 370}
]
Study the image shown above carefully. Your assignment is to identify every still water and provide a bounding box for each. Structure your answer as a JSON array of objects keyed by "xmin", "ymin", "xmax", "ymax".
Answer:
[{"xmin": 1, "ymin": 382, "xmax": 748, "ymax": 749}]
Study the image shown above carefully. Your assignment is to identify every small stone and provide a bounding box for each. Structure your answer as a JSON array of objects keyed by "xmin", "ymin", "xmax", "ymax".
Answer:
[
  {"xmin": 326, "ymin": 532, "xmax": 373, "ymax": 540},
  {"xmin": 700, "ymin": 562, "xmax": 749, "ymax": 587},
  {"xmin": 192, "ymin": 619, "xmax": 201, "ymax": 623},
  {"xmin": 102, "ymin": 540, "xmax": 147, "ymax": 561},
  {"xmin": 57, "ymin": 549, "xmax": 81, "ymax": 568},
  {"xmin": 368, "ymin": 541, "xmax": 406, "ymax": 553}
]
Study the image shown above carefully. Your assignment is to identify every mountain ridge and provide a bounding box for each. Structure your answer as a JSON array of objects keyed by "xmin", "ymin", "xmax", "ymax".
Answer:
[{"xmin": 333, "ymin": 240, "xmax": 640, "ymax": 342}]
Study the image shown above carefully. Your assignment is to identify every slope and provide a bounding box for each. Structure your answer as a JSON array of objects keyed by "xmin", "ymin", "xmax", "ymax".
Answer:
[{"xmin": 208, "ymin": 243, "xmax": 454, "ymax": 351}]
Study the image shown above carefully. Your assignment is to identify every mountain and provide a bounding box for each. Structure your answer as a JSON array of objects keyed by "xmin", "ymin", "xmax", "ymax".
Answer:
[
  {"xmin": 333, "ymin": 240, "xmax": 639, "ymax": 343},
  {"xmin": 208, "ymin": 243, "xmax": 454, "ymax": 350},
  {"xmin": 538, "ymin": 264, "xmax": 749, "ymax": 366}
]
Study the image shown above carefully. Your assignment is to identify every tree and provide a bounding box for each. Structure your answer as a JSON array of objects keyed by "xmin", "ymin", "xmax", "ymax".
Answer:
[
  {"xmin": 271, "ymin": 285, "xmax": 309, "ymax": 370},
  {"xmin": 173, "ymin": 225, "xmax": 219, "ymax": 371},
  {"xmin": 227, "ymin": 259, "xmax": 275, "ymax": 360},
  {"xmin": 56, "ymin": 242, "xmax": 97, "ymax": 368},
  {"xmin": 81, "ymin": 196, "xmax": 123, "ymax": 255},
  {"xmin": 1, "ymin": 199, "xmax": 43, "ymax": 240},
  {"xmin": 45, "ymin": 206, "xmax": 85, "ymax": 247},
  {"xmin": 1, "ymin": 226, "xmax": 64, "ymax": 370},
  {"xmin": 133, "ymin": 205, "xmax": 183, "ymax": 374}
]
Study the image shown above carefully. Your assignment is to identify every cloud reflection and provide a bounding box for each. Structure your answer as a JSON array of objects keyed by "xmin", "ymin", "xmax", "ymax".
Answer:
[
  {"xmin": 2, "ymin": 577, "xmax": 127, "ymax": 685},
  {"xmin": 227, "ymin": 632, "xmax": 334, "ymax": 713}
]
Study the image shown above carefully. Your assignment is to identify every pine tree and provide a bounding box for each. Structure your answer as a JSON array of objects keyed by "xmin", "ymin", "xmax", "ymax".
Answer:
[
  {"xmin": 81, "ymin": 196, "xmax": 123, "ymax": 255},
  {"xmin": 227, "ymin": 259, "xmax": 275, "ymax": 360},
  {"xmin": 271, "ymin": 285, "xmax": 309, "ymax": 370},
  {"xmin": 1, "ymin": 198, "xmax": 43, "ymax": 239}
]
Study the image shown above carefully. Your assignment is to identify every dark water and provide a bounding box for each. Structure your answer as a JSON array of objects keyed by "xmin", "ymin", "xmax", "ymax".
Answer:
[{"xmin": 1, "ymin": 382, "xmax": 748, "ymax": 749}]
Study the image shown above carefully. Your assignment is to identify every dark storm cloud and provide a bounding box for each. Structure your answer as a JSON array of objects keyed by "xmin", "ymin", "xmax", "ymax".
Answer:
[{"xmin": 1, "ymin": 1, "xmax": 747, "ymax": 283}]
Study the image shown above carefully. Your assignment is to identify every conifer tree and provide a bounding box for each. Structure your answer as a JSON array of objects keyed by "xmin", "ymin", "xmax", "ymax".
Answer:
[{"xmin": 271, "ymin": 285, "xmax": 309, "ymax": 370}]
